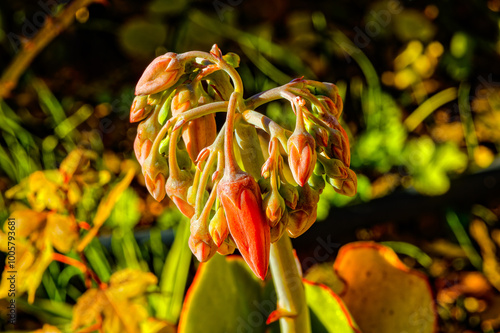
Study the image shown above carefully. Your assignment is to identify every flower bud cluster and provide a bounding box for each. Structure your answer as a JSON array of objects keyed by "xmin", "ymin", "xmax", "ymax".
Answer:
[{"xmin": 131, "ymin": 46, "xmax": 356, "ymax": 279}]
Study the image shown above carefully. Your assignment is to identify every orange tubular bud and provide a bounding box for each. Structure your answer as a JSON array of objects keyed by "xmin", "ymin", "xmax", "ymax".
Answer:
[
  {"xmin": 287, "ymin": 130, "xmax": 317, "ymax": 187},
  {"xmin": 172, "ymin": 86, "xmax": 217, "ymax": 162},
  {"xmin": 135, "ymin": 53, "xmax": 184, "ymax": 96},
  {"xmin": 189, "ymin": 214, "xmax": 218, "ymax": 262},
  {"xmin": 142, "ymin": 154, "xmax": 168, "ymax": 201},
  {"xmin": 217, "ymin": 173, "xmax": 271, "ymax": 280},
  {"xmin": 134, "ymin": 108, "xmax": 162, "ymax": 165},
  {"xmin": 189, "ymin": 234, "xmax": 217, "ymax": 262},
  {"xmin": 165, "ymin": 170, "xmax": 195, "ymax": 218}
]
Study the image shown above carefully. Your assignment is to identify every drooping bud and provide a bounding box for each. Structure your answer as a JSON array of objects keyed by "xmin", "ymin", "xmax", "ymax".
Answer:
[
  {"xmin": 235, "ymin": 120, "xmax": 266, "ymax": 180},
  {"xmin": 262, "ymin": 189, "xmax": 286, "ymax": 227},
  {"xmin": 319, "ymin": 115, "xmax": 351, "ymax": 167},
  {"xmin": 322, "ymin": 82, "xmax": 343, "ymax": 117},
  {"xmin": 307, "ymin": 81, "xmax": 343, "ymax": 118},
  {"xmin": 317, "ymin": 95, "xmax": 342, "ymax": 119},
  {"xmin": 209, "ymin": 206, "xmax": 229, "ymax": 247},
  {"xmin": 217, "ymin": 235, "xmax": 237, "ymax": 255},
  {"xmin": 130, "ymin": 95, "xmax": 153, "ymax": 123},
  {"xmin": 287, "ymin": 128, "xmax": 317, "ymax": 187},
  {"xmin": 286, "ymin": 183, "xmax": 320, "ymax": 238},
  {"xmin": 308, "ymin": 174, "xmax": 325, "ymax": 193},
  {"xmin": 278, "ymin": 182, "xmax": 299, "ymax": 209},
  {"xmin": 134, "ymin": 107, "xmax": 162, "ymax": 165},
  {"xmin": 189, "ymin": 213, "xmax": 218, "ymax": 262},
  {"xmin": 305, "ymin": 121, "xmax": 329, "ymax": 148},
  {"xmin": 327, "ymin": 168, "xmax": 357, "ymax": 197},
  {"xmin": 319, "ymin": 155, "xmax": 349, "ymax": 180},
  {"xmin": 165, "ymin": 170, "xmax": 195, "ymax": 218},
  {"xmin": 270, "ymin": 210, "xmax": 288, "ymax": 243},
  {"xmin": 135, "ymin": 53, "xmax": 184, "ymax": 96},
  {"xmin": 217, "ymin": 172, "xmax": 270, "ymax": 280},
  {"xmin": 189, "ymin": 234, "xmax": 217, "ymax": 262},
  {"xmin": 142, "ymin": 152, "xmax": 169, "ymax": 201},
  {"xmin": 172, "ymin": 85, "xmax": 217, "ymax": 162}
]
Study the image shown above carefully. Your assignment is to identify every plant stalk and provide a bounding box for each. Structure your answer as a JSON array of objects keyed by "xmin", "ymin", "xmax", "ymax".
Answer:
[{"xmin": 269, "ymin": 234, "xmax": 311, "ymax": 333}]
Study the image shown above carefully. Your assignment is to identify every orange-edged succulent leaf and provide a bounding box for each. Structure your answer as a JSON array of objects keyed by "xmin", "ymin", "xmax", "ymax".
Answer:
[
  {"xmin": 217, "ymin": 173, "xmax": 270, "ymax": 280},
  {"xmin": 334, "ymin": 242, "xmax": 437, "ymax": 333},
  {"xmin": 178, "ymin": 255, "xmax": 272, "ymax": 333},
  {"xmin": 303, "ymin": 280, "xmax": 361, "ymax": 333}
]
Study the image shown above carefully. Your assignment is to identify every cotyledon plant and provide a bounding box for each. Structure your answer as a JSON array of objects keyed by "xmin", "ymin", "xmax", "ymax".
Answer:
[{"xmin": 130, "ymin": 45, "xmax": 357, "ymax": 332}]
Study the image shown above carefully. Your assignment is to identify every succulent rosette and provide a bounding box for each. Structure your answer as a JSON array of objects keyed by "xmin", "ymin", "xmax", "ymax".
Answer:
[{"xmin": 130, "ymin": 45, "xmax": 357, "ymax": 280}]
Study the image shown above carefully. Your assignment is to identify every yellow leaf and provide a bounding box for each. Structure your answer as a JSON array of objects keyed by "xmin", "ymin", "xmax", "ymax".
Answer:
[
  {"xmin": 141, "ymin": 318, "xmax": 175, "ymax": 333},
  {"xmin": 108, "ymin": 269, "xmax": 158, "ymax": 300},
  {"xmin": 72, "ymin": 269, "xmax": 156, "ymax": 333},
  {"xmin": 72, "ymin": 288, "xmax": 107, "ymax": 330},
  {"xmin": 59, "ymin": 148, "xmax": 98, "ymax": 182},
  {"xmin": 77, "ymin": 168, "xmax": 136, "ymax": 252},
  {"xmin": 5, "ymin": 209, "xmax": 47, "ymax": 237},
  {"xmin": 46, "ymin": 213, "xmax": 79, "ymax": 253},
  {"xmin": 33, "ymin": 324, "xmax": 62, "ymax": 333},
  {"xmin": 26, "ymin": 243, "xmax": 53, "ymax": 303},
  {"xmin": 334, "ymin": 242, "xmax": 437, "ymax": 333}
]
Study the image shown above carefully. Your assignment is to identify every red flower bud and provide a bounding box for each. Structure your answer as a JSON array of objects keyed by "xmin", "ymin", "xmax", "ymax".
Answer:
[
  {"xmin": 287, "ymin": 130, "xmax": 317, "ymax": 187},
  {"xmin": 135, "ymin": 53, "xmax": 184, "ymax": 96},
  {"xmin": 217, "ymin": 173, "xmax": 270, "ymax": 280}
]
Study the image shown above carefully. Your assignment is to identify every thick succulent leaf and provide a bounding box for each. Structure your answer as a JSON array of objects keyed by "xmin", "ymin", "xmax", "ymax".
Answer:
[
  {"xmin": 178, "ymin": 255, "xmax": 272, "ymax": 333},
  {"xmin": 334, "ymin": 242, "xmax": 437, "ymax": 333},
  {"xmin": 303, "ymin": 280, "xmax": 360, "ymax": 333}
]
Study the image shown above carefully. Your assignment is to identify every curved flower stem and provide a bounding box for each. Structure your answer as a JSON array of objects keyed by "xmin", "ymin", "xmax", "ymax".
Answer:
[
  {"xmin": 270, "ymin": 234, "xmax": 311, "ymax": 333},
  {"xmin": 195, "ymin": 128, "xmax": 225, "ymax": 216},
  {"xmin": 223, "ymin": 92, "xmax": 241, "ymax": 176},
  {"xmin": 241, "ymin": 110, "xmax": 290, "ymax": 151},
  {"xmin": 178, "ymin": 51, "xmax": 243, "ymax": 94}
]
